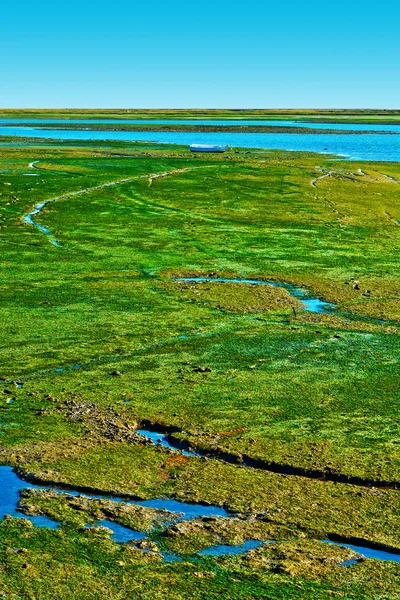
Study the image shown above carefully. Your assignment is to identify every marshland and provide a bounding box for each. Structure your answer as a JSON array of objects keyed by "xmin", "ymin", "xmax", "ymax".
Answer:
[{"xmin": 0, "ymin": 114, "xmax": 399, "ymax": 599}]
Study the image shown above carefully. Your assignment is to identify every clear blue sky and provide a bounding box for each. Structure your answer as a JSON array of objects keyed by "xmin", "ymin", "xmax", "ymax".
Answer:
[{"xmin": 1, "ymin": 0, "xmax": 399, "ymax": 108}]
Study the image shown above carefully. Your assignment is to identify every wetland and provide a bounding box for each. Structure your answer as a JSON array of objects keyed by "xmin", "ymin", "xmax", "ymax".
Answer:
[{"xmin": 0, "ymin": 123, "xmax": 399, "ymax": 598}]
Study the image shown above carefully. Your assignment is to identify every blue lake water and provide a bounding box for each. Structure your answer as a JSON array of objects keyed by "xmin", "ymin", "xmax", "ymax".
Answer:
[
  {"xmin": 0, "ymin": 124, "xmax": 399, "ymax": 162},
  {"xmin": 1, "ymin": 118, "xmax": 400, "ymax": 133}
]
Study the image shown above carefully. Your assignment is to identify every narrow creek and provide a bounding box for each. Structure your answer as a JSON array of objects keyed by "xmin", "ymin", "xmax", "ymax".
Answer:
[
  {"xmin": 23, "ymin": 199, "xmax": 63, "ymax": 247},
  {"xmin": 172, "ymin": 277, "xmax": 400, "ymax": 327},
  {"xmin": 21, "ymin": 165, "xmax": 210, "ymax": 247},
  {"xmin": 22, "ymin": 175, "xmax": 143, "ymax": 247},
  {"xmin": 133, "ymin": 427, "xmax": 400, "ymax": 489},
  {"xmin": 173, "ymin": 277, "xmax": 335, "ymax": 313},
  {"xmin": 1, "ymin": 466, "xmax": 399, "ymax": 564}
]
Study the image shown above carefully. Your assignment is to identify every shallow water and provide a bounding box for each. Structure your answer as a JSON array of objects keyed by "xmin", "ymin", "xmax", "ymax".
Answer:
[
  {"xmin": 1, "ymin": 126, "xmax": 399, "ymax": 161},
  {"xmin": 87, "ymin": 520, "xmax": 146, "ymax": 543},
  {"xmin": 136, "ymin": 429, "xmax": 197, "ymax": 457},
  {"xmin": 23, "ymin": 200, "xmax": 62, "ymax": 247},
  {"xmin": 340, "ymin": 558, "xmax": 362, "ymax": 567},
  {"xmin": 53, "ymin": 363, "xmax": 83, "ymax": 373},
  {"xmin": 0, "ymin": 467, "xmax": 58, "ymax": 529},
  {"xmin": 1, "ymin": 118, "xmax": 400, "ymax": 133},
  {"xmin": 1, "ymin": 467, "xmax": 399, "ymax": 562},
  {"xmin": 324, "ymin": 540, "xmax": 400, "ymax": 563},
  {"xmin": 199, "ymin": 540, "xmax": 265, "ymax": 556},
  {"xmin": 136, "ymin": 498, "xmax": 228, "ymax": 520},
  {"xmin": 173, "ymin": 277, "xmax": 334, "ymax": 314},
  {"xmin": 0, "ymin": 466, "xmax": 227, "ymax": 525}
]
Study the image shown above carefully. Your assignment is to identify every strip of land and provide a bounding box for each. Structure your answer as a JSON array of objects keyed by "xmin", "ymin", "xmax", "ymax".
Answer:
[
  {"xmin": 1, "ymin": 122, "xmax": 398, "ymax": 134},
  {"xmin": 1, "ymin": 107, "xmax": 400, "ymax": 123}
]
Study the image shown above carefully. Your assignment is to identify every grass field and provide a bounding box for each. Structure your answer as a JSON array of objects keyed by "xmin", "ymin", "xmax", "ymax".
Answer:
[
  {"xmin": 0, "ymin": 136, "xmax": 399, "ymax": 598},
  {"xmin": 1, "ymin": 108, "xmax": 400, "ymax": 123}
]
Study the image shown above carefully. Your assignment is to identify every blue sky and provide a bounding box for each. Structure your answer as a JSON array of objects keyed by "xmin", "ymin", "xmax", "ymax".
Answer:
[{"xmin": 1, "ymin": 0, "xmax": 399, "ymax": 108}]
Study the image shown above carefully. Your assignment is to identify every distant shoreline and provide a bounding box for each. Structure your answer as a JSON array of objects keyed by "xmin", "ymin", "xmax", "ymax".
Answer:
[
  {"xmin": 1, "ymin": 108, "xmax": 400, "ymax": 125},
  {"xmin": 0, "ymin": 123, "xmax": 398, "ymax": 135}
]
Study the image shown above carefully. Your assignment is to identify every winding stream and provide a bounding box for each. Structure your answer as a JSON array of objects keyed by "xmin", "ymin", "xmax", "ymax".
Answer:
[
  {"xmin": 1, "ymin": 467, "xmax": 399, "ymax": 564},
  {"xmin": 22, "ymin": 169, "xmax": 190, "ymax": 246}
]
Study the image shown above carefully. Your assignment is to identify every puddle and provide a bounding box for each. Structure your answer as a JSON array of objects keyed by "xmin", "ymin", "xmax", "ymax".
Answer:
[
  {"xmin": 0, "ymin": 466, "xmax": 58, "ymax": 529},
  {"xmin": 136, "ymin": 497, "xmax": 228, "ymax": 520},
  {"xmin": 199, "ymin": 540, "xmax": 265, "ymax": 556},
  {"xmin": 86, "ymin": 520, "xmax": 146, "ymax": 543},
  {"xmin": 323, "ymin": 540, "xmax": 400, "ymax": 563},
  {"xmin": 161, "ymin": 552, "xmax": 182, "ymax": 562},
  {"xmin": 136, "ymin": 429, "xmax": 198, "ymax": 458},
  {"xmin": 340, "ymin": 558, "xmax": 362, "ymax": 567},
  {"xmin": 0, "ymin": 380, "xmax": 23, "ymax": 388},
  {"xmin": 53, "ymin": 363, "xmax": 83, "ymax": 373},
  {"xmin": 172, "ymin": 277, "xmax": 335, "ymax": 314}
]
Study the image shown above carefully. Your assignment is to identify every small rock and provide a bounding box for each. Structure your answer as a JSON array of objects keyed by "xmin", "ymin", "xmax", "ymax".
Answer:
[{"xmin": 192, "ymin": 366, "xmax": 212, "ymax": 373}]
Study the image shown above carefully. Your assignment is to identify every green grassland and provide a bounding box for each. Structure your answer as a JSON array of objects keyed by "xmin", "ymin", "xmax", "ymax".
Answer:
[
  {"xmin": 1, "ymin": 108, "xmax": 400, "ymax": 123},
  {"xmin": 0, "ymin": 137, "xmax": 399, "ymax": 598},
  {"xmin": 3, "ymin": 123, "xmax": 389, "ymax": 134}
]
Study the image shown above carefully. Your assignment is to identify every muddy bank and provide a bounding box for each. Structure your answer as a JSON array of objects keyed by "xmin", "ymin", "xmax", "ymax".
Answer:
[{"xmin": 138, "ymin": 426, "xmax": 400, "ymax": 490}]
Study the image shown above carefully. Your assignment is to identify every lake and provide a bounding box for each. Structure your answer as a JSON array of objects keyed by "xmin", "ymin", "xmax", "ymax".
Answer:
[
  {"xmin": 0, "ymin": 122, "xmax": 399, "ymax": 162},
  {"xmin": 1, "ymin": 118, "xmax": 400, "ymax": 132}
]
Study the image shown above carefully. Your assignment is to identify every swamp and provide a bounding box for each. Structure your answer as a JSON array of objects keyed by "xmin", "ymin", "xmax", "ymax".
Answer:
[{"xmin": 0, "ymin": 128, "xmax": 399, "ymax": 598}]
